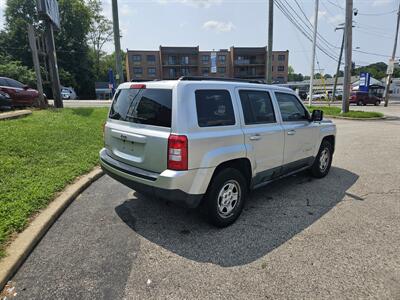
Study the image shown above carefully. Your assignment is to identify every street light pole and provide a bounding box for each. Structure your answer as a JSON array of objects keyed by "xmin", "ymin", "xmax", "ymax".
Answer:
[
  {"xmin": 308, "ymin": 0, "xmax": 319, "ymax": 106},
  {"xmin": 111, "ymin": 0, "xmax": 124, "ymax": 85}
]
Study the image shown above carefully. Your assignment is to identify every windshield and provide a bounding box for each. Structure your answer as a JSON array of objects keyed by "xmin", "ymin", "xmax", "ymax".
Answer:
[{"xmin": 109, "ymin": 88, "xmax": 172, "ymax": 127}]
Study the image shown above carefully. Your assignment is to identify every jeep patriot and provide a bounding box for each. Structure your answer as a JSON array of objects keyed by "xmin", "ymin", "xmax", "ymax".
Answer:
[{"xmin": 100, "ymin": 77, "xmax": 336, "ymax": 227}]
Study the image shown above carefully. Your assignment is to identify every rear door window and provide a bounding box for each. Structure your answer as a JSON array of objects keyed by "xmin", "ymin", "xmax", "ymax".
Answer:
[
  {"xmin": 109, "ymin": 88, "xmax": 172, "ymax": 127},
  {"xmin": 195, "ymin": 90, "xmax": 235, "ymax": 127},
  {"xmin": 239, "ymin": 90, "xmax": 276, "ymax": 124}
]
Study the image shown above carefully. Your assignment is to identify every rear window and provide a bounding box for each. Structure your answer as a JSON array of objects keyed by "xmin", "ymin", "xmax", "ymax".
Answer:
[
  {"xmin": 195, "ymin": 90, "xmax": 235, "ymax": 127},
  {"xmin": 109, "ymin": 88, "xmax": 172, "ymax": 127}
]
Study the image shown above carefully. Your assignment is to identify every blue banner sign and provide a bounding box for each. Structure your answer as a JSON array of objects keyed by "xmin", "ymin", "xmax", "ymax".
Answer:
[{"xmin": 359, "ymin": 72, "xmax": 371, "ymax": 92}]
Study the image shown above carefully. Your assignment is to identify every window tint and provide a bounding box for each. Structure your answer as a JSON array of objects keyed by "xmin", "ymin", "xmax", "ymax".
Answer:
[
  {"xmin": 0, "ymin": 78, "xmax": 7, "ymax": 86},
  {"xmin": 275, "ymin": 92, "xmax": 309, "ymax": 122},
  {"xmin": 109, "ymin": 88, "xmax": 172, "ymax": 127},
  {"xmin": 195, "ymin": 90, "xmax": 235, "ymax": 127},
  {"xmin": 239, "ymin": 90, "xmax": 276, "ymax": 124}
]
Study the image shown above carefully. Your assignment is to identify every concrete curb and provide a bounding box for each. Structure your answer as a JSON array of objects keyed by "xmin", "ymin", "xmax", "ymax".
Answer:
[
  {"xmin": 0, "ymin": 110, "xmax": 32, "ymax": 121},
  {"xmin": 0, "ymin": 167, "xmax": 104, "ymax": 290},
  {"xmin": 326, "ymin": 115, "xmax": 386, "ymax": 120}
]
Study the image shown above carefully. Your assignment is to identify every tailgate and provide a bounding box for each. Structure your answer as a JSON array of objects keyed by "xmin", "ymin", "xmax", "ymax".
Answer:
[{"xmin": 105, "ymin": 87, "xmax": 172, "ymax": 173}]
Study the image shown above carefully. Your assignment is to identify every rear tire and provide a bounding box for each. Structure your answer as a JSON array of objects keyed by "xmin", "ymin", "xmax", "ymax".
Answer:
[
  {"xmin": 375, "ymin": 100, "xmax": 381, "ymax": 106},
  {"xmin": 204, "ymin": 168, "xmax": 247, "ymax": 227},
  {"xmin": 357, "ymin": 100, "xmax": 363, "ymax": 106},
  {"xmin": 310, "ymin": 140, "xmax": 333, "ymax": 178}
]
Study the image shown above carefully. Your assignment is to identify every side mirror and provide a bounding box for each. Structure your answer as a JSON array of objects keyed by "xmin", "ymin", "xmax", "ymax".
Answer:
[{"xmin": 311, "ymin": 109, "xmax": 323, "ymax": 122}]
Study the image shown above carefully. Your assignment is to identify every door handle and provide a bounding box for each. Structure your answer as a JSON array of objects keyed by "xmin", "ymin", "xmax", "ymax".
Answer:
[
  {"xmin": 287, "ymin": 130, "xmax": 296, "ymax": 136},
  {"xmin": 250, "ymin": 134, "xmax": 261, "ymax": 141}
]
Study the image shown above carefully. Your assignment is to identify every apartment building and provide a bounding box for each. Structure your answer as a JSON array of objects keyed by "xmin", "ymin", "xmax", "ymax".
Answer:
[
  {"xmin": 126, "ymin": 46, "xmax": 289, "ymax": 83},
  {"xmin": 230, "ymin": 47, "xmax": 289, "ymax": 82}
]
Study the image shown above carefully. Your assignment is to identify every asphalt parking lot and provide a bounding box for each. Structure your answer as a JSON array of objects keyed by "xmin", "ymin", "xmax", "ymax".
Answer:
[{"xmin": 8, "ymin": 105, "xmax": 400, "ymax": 299}]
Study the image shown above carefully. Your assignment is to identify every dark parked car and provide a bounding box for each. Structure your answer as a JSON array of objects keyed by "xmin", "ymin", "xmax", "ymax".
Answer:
[
  {"xmin": 349, "ymin": 91, "xmax": 381, "ymax": 106},
  {"xmin": 0, "ymin": 91, "xmax": 12, "ymax": 110},
  {"xmin": 0, "ymin": 77, "xmax": 45, "ymax": 107}
]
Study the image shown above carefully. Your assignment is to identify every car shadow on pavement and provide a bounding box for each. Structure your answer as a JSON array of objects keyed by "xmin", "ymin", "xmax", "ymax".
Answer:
[{"xmin": 115, "ymin": 167, "xmax": 358, "ymax": 267}]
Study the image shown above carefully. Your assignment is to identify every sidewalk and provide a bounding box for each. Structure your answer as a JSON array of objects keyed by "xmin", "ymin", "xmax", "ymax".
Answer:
[{"xmin": 0, "ymin": 110, "xmax": 32, "ymax": 121}]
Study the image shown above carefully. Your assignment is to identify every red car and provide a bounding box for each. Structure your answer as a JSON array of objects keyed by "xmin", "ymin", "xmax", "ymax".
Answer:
[
  {"xmin": 349, "ymin": 91, "xmax": 381, "ymax": 106},
  {"xmin": 0, "ymin": 77, "xmax": 45, "ymax": 107}
]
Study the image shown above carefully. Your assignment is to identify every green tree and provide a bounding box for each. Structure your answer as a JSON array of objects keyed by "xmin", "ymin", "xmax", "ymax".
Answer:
[
  {"xmin": 97, "ymin": 51, "xmax": 127, "ymax": 82},
  {"xmin": 0, "ymin": 0, "xmax": 40, "ymax": 66},
  {"xmin": 1, "ymin": 0, "xmax": 96, "ymax": 99},
  {"xmin": 0, "ymin": 54, "xmax": 36, "ymax": 86},
  {"xmin": 87, "ymin": 0, "xmax": 113, "ymax": 80},
  {"xmin": 287, "ymin": 65, "xmax": 304, "ymax": 82},
  {"xmin": 55, "ymin": 0, "xmax": 95, "ymax": 98}
]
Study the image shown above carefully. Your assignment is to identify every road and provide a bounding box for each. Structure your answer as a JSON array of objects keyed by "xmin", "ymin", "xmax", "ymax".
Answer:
[
  {"xmin": 49, "ymin": 98, "xmax": 400, "ymax": 108},
  {"xmin": 7, "ymin": 107, "xmax": 400, "ymax": 299}
]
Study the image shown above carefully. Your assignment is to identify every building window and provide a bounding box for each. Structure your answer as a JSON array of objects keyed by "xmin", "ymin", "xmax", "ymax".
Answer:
[
  {"xmin": 272, "ymin": 54, "xmax": 274, "ymax": 61},
  {"xmin": 148, "ymin": 67, "xmax": 156, "ymax": 76},
  {"xmin": 272, "ymin": 66, "xmax": 274, "ymax": 72},
  {"xmin": 218, "ymin": 55, "xmax": 226, "ymax": 64},
  {"xmin": 168, "ymin": 56, "xmax": 177, "ymax": 65},
  {"xmin": 277, "ymin": 76, "xmax": 285, "ymax": 83},
  {"xmin": 133, "ymin": 67, "xmax": 143, "ymax": 77},
  {"xmin": 181, "ymin": 67, "xmax": 190, "ymax": 76},
  {"xmin": 217, "ymin": 67, "xmax": 226, "ymax": 74},
  {"xmin": 181, "ymin": 56, "xmax": 189, "ymax": 65},
  {"xmin": 168, "ymin": 68, "xmax": 176, "ymax": 78},
  {"xmin": 278, "ymin": 54, "xmax": 285, "ymax": 61},
  {"xmin": 132, "ymin": 55, "xmax": 141, "ymax": 62},
  {"xmin": 147, "ymin": 55, "xmax": 156, "ymax": 63},
  {"xmin": 277, "ymin": 66, "xmax": 285, "ymax": 72},
  {"xmin": 202, "ymin": 67, "xmax": 210, "ymax": 75},
  {"xmin": 202, "ymin": 55, "xmax": 210, "ymax": 64}
]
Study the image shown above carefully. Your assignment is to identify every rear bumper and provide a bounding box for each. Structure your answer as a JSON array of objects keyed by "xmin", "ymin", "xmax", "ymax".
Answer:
[{"xmin": 99, "ymin": 148, "xmax": 206, "ymax": 208}]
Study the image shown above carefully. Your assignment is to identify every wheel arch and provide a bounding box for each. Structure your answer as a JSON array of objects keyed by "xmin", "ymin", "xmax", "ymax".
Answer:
[
  {"xmin": 210, "ymin": 158, "xmax": 252, "ymax": 191},
  {"xmin": 322, "ymin": 135, "xmax": 335, "ymax": 153}
]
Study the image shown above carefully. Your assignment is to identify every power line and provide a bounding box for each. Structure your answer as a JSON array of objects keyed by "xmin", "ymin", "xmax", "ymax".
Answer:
[
  {"xmin": 325, "ymin": 0, "xmax": 396, "ymax": 16},
  {"xmin": 274, "ymin": 0, "xmax": 339, "ymax": 61}
]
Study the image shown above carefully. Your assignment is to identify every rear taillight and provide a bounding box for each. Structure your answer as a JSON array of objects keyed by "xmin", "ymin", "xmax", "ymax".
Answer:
[{"xmin": 168, "ymin": 134, "xmax": 188, "ymax": 171}]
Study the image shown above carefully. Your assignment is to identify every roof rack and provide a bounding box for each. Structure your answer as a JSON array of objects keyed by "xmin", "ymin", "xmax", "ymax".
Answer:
[{"xmin": 178, "ymin": 76, "xmax": 266, "ymax": 84}]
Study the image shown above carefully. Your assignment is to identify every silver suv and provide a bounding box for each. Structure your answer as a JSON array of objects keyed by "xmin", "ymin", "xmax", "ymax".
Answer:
[{"xmin": 100, "ymin": 77, "xmax": 336, "ymax": 227}]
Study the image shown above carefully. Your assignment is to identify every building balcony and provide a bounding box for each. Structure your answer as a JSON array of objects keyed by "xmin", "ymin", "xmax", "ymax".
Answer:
[{"xmin": 234, "ymin": 60, "xmax": 265, "ymax": 66}]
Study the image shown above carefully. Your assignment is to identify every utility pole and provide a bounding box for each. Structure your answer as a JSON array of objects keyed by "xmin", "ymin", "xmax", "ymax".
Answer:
[
  {"xmin": 44, "ymin": 21, "xmax": 63, "ymax": 108},
  {"xmin": 383, "ymin": 1, "xmax": 400, "ymax": 107},
  {"xmin": 112, "ymin": 0, "xmax": 125, "ymax": 85},
  {"xmin": 332, "ymin": 28, "xmax": 345, "ymax": 103},
  {"xmin": 266, "ymin": 0, "xmax": 273, "ymax": 84},
  {"xmin": 342, "ymin": 0, "xmax": 353, "ymax": 113},
  {"xmin": 28, "ymin": 24, "xmax": 46, "ymax": 108},
  {"xmin": 308, "ymin": 0, "xmax": 319, "ymax": 106}
]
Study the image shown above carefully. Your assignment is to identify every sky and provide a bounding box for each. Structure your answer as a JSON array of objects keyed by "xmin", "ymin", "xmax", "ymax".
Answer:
[{"xmin": 0, "ymin": 0, "xmax": 400, "ymax": 75}]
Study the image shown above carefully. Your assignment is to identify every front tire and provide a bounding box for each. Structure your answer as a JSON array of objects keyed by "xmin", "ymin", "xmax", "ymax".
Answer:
[
  {"xmin": 375, "ymin": 100, "xmax": 381, "ymax": 106},
  {"xmin": 357, "ymin": 100, "xmax": 363, "ymax": 106},
  {"xmin": 204, "ymin": 168, "xmax": 247, "ymax": 227},
  {"xmin": 310, "ymin": 140, "xmax": 333, "ymax": 178}
]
